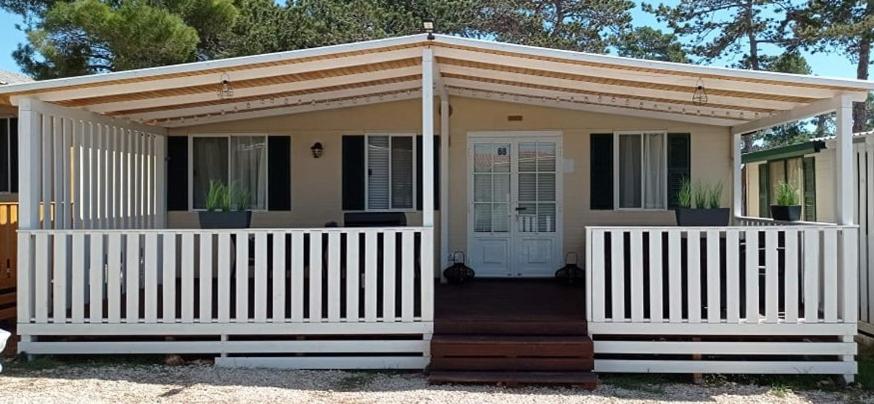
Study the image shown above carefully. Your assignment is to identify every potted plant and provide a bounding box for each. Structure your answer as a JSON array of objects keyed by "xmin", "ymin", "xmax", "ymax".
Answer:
[
  {"xmin": 674, "ymin": 178, "xmax": 730, "ymax": 226},
  {"xmin": 770, "ymin": 180, "xmax": 802, "ymax": 221},
  {"xmin": 198, "ymin": 180, "xmax": 252, "ymax": 229}
]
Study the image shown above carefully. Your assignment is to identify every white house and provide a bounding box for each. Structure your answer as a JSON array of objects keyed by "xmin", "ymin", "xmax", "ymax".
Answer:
[{"xmin": 0, "ymin": 34, "xmax": 870, "ymax": 385}]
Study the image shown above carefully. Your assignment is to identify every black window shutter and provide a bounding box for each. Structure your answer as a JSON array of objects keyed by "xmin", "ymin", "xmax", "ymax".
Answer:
[
  {"xmin": 803, "ymin": 157, "xmax": 816, "ymax": 221},
  {"xmin": 267, "ymin": 136, "xmax": 291, "ymax": 210},
  {"xmin": 590, "ymin": 133, "xmax": 613, "ymax": 210},
  {"xmin": 416, "ymin": 136, "xmax": 440, "ymax": 210},
  {"xmin": 758, "ymin": 163, "xmax": 770, "ymax": 218},
  {"xmin": 9, "ymin": 118, "xmax": 16, "ymax": 193},
  {"xmin": 342, "ymin": 135, "xmax": 365, "ymax": 210},
  {"xmin": 0, "ymin": 118, "xmax": 8, "ymax": 192},
  {"xmin": 666, "ymin": 133, "xmax": 691, "ymax": 209},
  {"xmin": 166, "ymin": 136, "xmax": 189, "ymax": 211}
]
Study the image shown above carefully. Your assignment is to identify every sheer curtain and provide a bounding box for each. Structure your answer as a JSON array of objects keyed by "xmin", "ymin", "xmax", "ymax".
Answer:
[
  {"xmin": 230, "ymin": 136, "xmax": 267, "ymax": 210},
  {"xmin": 192, "ymin": 137, "xmax": 229, "ymax": 209},
  {"xmin": 643, "ymin": 133, "xmax": 666, "ymax": 209},
  {"xmin": 618, "ymin": 134, "xmax": 641, "ymax": 208},
  {"xmin": 390, "ymin": 137, "xmax": 414, "ymax": 209}
]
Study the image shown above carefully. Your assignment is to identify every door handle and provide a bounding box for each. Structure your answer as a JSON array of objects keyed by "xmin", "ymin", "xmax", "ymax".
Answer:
[{"xmin": 515, "ymin": 207, "xmax": 527, "ymax": 211}]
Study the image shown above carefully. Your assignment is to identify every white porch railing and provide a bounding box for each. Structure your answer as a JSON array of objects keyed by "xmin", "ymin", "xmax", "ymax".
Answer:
[
  {"xmin": 586, "ymin": 224, "xmax": 858, "ymax": 378},
  {"xmin": 17, "ymin": 227, "xmax": 434, "ymax": 368}
]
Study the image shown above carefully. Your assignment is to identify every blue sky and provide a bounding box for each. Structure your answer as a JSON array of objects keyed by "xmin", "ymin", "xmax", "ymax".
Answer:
[{"xmin": 0, "ymin": 2, "xmax": 860, "ymax": 79}]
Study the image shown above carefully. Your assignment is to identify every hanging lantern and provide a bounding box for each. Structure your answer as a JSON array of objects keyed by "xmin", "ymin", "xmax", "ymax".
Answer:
[
  {"xmin": 692, "ymin": 78, "xmax": 708, "ymax": 105},
  {"xmin": 443, "ymin": 251, "xmax": 475, "ymax": 285},
  {"xmin": 554, "ymin": 252, "xmax": 585, "ymax": 286},
  {"xmin": 218, "ymin": 73, "xmax": 234, "ymax": 99}
]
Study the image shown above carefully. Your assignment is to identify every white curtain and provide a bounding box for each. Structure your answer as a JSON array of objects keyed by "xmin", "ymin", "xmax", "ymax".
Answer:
[
  {"xmin": 643, "ymin": 133, "xmax": 666, "ymax": 209},
  {"xmin": 390, "ymin": 136, "xmax": 413, "ymax": 209},
  {"xmin": 230, "ymin": 136, "xmax": 267, "ymax": 210},
  {"xmin": 618, "ymin": 134, "xmax": 641, "ymax": 208},
  {"xmin": 192, "ymin": 137, "xmax": 228, "ymax": 209}
]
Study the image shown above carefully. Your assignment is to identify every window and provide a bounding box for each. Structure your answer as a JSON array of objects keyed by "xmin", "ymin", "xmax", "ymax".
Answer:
[
  {"xmin": 759, "ymin": 156, "xmax": 815, "ymax": 221},
  {"xmin": 191, "ymin": 135, "xmax": 267, "ymax": 210},
  {"xmin": 0, "ymin": 118, "xmax": 17, "ymax": 194},
  {"xmin": 615, "ymin": 132, "xmax": 666, "ymax": 209},
  {"xmin": 366, "ymin": 134, "xmax": 415, "ymax": 210}
]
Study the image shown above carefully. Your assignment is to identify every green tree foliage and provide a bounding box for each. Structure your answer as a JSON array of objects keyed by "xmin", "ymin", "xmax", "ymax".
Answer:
[
  {"xmin": 614, "ymin": 26, "xmax": 688, "ymax": 63},
  {"xmin": 644, "ymin": 0, "xmax": 789, "ymax": 71},
  {"xmin": 786, "ymin": 0, "xmax": 874, "ymax": 132}
]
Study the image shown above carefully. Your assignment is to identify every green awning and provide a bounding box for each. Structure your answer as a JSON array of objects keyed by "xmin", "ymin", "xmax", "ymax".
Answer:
[{"xmin": 742, "ymin": 140, "xmax": 826, "ymax": 164}]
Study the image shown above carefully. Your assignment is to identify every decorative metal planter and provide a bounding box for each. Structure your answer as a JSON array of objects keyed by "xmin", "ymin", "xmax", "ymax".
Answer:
[
  {"xmin": 443, "ymin": 251, "xmax": 475, "ymax": 285},
  {"xmin": 555, "ymin": 253, "xmax": 585, "ymax": 285}
]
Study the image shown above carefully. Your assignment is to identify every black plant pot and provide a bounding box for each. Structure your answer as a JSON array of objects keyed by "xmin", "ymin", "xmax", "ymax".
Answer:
[
  {"xmin": 198, "ymin": 211, "xmax": 252, "ymax": 229},
  {"xmin": 770, "ymin": 205, "xmax": 802, "ymax": 222},
  {"xmin": 675, "ymin": 208, "xmax": 730, "ymax": 226}
]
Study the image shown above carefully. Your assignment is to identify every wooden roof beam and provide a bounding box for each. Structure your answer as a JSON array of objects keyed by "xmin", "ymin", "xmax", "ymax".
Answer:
[{"xmin": 730, "ymin": 92, "xmax": 867, "ymax": 135}]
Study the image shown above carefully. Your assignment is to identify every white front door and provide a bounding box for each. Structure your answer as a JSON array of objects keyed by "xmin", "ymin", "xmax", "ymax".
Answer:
[{"xmin": 467, "ymin": 133, "xmax": 562, "ymax": 277}]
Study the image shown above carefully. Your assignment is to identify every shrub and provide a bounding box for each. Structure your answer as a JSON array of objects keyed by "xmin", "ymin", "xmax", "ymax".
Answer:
[{"xmin": 775, "ymin": 181, "xmax": 800, "ymax": 206}]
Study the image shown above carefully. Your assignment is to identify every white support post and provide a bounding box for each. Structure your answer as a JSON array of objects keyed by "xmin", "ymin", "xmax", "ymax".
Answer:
[
  {"xmin": 836, "ymin": 94, "xmax": 854, "ymax": 225},
  {"xmin": 732, "ymin": 132, "xmax": 742, "ymax": 218},
  {"xmin": 155, "ymin": 135, "xmax": 166, "ymax": 228},
  {"xmin": 439, "ymin": 90, "xmax": 450, "ymax": 273},
  {"xmin": 422, "ymin": 48, "xmax": 435, "ymax": 228},
  {"xmin": 17, "ymin": 98, "xmax": 41, "ymax": 230}
]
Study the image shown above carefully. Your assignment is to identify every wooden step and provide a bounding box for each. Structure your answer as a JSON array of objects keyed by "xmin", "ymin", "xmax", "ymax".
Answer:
[
  {"xmin": 431, "ymin": 335, "xmax": 593, "ymax": 358},
  {"xmin": 435, "ymin": 319, "xmax": 587, "ymax": 336},
  {"xmin": 430, "ymin": 356, "xmax": 593, "ymax": 371},
  {"xmin": 428, "ymin": 370, "xmax": 598, "ymax": 388}
]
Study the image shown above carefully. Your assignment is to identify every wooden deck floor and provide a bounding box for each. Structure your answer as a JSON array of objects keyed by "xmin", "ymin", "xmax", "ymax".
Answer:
[{"xmin": 435, "ymin": 279, "xmax": 585, "ymax": 322}]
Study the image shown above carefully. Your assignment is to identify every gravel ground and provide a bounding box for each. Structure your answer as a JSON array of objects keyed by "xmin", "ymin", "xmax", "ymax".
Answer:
[{"xmin": 0, "ymin": 363, "xmax": 870, "ymax": 404}]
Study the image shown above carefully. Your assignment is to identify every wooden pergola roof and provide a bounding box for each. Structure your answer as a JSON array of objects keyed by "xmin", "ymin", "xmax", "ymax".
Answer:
[{"xmin": 0, "ymin": 34, "xmax": 872, "ymax": 130}]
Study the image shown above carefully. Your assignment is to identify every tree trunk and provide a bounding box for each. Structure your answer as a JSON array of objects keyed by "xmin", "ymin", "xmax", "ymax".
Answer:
[{"xmin": 746, "ymin": 0, "xmax": 759, "ymax": 70}]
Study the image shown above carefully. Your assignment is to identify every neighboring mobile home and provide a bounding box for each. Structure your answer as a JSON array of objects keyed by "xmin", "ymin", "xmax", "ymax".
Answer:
[
  {"xmin": 744, "ymin": 131, "xmax": 874, "ymax": 337},
  {"xmin": 0, "ymin": 34, "xmax": 870, "ymax": 385}
]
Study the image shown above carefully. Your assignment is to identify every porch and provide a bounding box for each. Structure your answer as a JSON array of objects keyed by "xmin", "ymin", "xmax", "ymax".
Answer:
[{"xmin": 1, "ymin": 34, "xmax": 872, "ymax": 383}]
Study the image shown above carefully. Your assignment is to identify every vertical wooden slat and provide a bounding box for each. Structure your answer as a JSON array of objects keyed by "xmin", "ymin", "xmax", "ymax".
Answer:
[
  {"xmin": 629, "ymin": 230, "xmax": 643, "ymax": 322},
  {"xmin": 420, "ymin": 228, "xmax": 435, "ymax": 322},
  {"xmin": 17, "ymin": 234, "xmax": 33, "ymax": 321},
  {"xmin": 648, "ymin": 230, "xmax": 663, "ymax": 322},
  {"xmin": 399, "ymin": 231, "xmax": 413, "ymax": 322},
  {"xmin": 108, "ymin": 127, "xmax": 117, "ymax": 228},
  {"xmin": 687, "ymin": 229, "xmax": 701, "ymax": 323},
  {"xmin": 53, "ymin": 117, "xmax": 63, "ymax": 229},
  {"xmin": 866, "ymin": 143, "xmax": 874, "ymax": 323},
  {"xmin": 144, "ymin": 233, "xmax": 158, "ymax": 322},
  {"xmin": 290, "ymin": 231, "xmax": 304, "ymax": 322},
  {"xmin": 132, "ymin": 131, "xmax": 140, "ymax": 228},
  {"xmin": 803, "ymin": 229, "xmax": 820, "ymax": 322},
  {"xmin": 90, "ymin": 123, "xmax": 98, "ymax": 228},
  {"xmin": 309, "ymin": 231, "xmax": 323, "ymax": 321},
  {"xmin": 120, "ymin": 130, "xmax": 128, "ymax": 228},
  {"xmin": 381, "ymin": 231, "xmax": 396, "ymax": 321},
  {"xmin": 823, "ymin": 228, "xmax": 838, "ymax": 322},
  {"xmin": 199, "ymin": 233, "xmax": 213, "ymax": 322},
  {"xmin": 61, "ymin": 120, "xmax": 71, "ymax": 229},
  {"xmin": 80, "ymin": 122, "xmax": 90, "ymax": 229},
  {"xmin": 71, "ymin": 233, "xmax": 85, "ymax": 322},
  {"xmin": 106, "ymin": 233, "xmax": 121, "ymax": 323},
  {"xmin": 327, "ymin": 231, "xmax": 342, "ymax": 322},
  {"xmin": 71, "ymin": 122, "xmax": 80, "ymax": 229},
  {"xmin": 668, "ymin": 230, "xmax": 682, "ymax": 322},
  {"xmin": 842, "ymin": 228, "xmax": 859, "ymax": 323},
  {"xmin": 34, "ymin": 233, "xmax": 49, "ymax": 321},
  {"xmin": 125, "ymin": 233, "xmax": 140, "ymax": 322},
  {"xmin": 235, "ymin": 231, "xmax": 249, "ymax": 322},
  {"xmin": 181, "ymin": 232, "xmax": 194, "ymax": 323},
  {"xmin": 52, "ymin": 233, "xmax": 67, "ymax": 322},
  {"xmin": 272, "ymin": 231, "xmax": 286, "ymax": 321},
  {"xmin": 254, "ymin": 232, "xmax": 267, "ymax": 322},
  {"xmin": 96, "ymin": 125, "xmax": 105, "ymax": 228},
  {"xmin": 725, "ymin": 229, "xmax": 740, "ymax": 323},
  {"xmin": 88, "ymin": 233, "xmax": 103, "ymax": 322},
  {"xmin": 610, "ymin": 230, "xmax": 625, "ymax": 321},
  {"xmin": 162, "ymin": 233, "xmax": 177, "ymax": 322},
  {"xmin": 217, "ymin": 233, "xmax": 231, "ymax": 323},
  {"xmin": 745, "ymin": 229, "xmax": 759, "ymax": 322},
  {"xmin": 591, "ymin": 230, "xmax": 606, "ymax": 322},
  {"xmin": 764, "ymin": 230, "xmax": 779, "ymax": 323},
  {"xmin": 784, "ymin": 229, "xmax": 799, "ymax": 323},
  {"xmin": 364, "ymin": 231, "xmax": 378, "ymax": 322},
  {"xmin": 706, "ymin": 230, "xmax": 721, "ymax": 323}
]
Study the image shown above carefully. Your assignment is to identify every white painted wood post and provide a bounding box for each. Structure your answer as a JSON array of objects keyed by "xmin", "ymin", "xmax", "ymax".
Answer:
[
  {"xmin": 18, "ymin": 98, "xmax": 41, "ymax": 230},
  {"xmin": 732, "ymin": 132, "xmax": 742, "ymax": 218},
  {"xmin": 155, "ymin": 135, "xmax": 166, "ymax": 228},
  {"xmin": 836, "ymin": 94, "xmax": 854, "ymax": 225},
  {"xmin": 422, "ymin": 48, "xmax": 435, "ymax": 228},
  {"xmin": 439, "ymin": 91, "xmax": 450, "ymax": 272}
]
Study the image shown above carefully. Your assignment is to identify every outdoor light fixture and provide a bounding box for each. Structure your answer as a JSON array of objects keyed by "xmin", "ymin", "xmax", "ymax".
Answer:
[
  {"xmin": 423, "ymin": 18, "xmax": 435, "ymax": 40},
  {"xmin": 692, "ymin": 78, "xmax": 708, "ymax": 105},
  {"xmin": 218, "ymin": 73, "xmax": 233, "ymax": 99},
  {"xmin": 311, "ymin": 142, "xmax": 324, "ymax": 158}
]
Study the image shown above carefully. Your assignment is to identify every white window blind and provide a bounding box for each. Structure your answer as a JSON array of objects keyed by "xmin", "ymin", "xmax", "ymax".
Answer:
[{"xmin": 367, "ymin": 134, "xmax": 415, "ymax": 210}]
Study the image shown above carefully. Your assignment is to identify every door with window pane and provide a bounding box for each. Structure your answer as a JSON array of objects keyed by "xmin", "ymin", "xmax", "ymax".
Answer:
[{"xmin": 468, "ymin": 135, "xmax": 562, "ymax": 277}]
